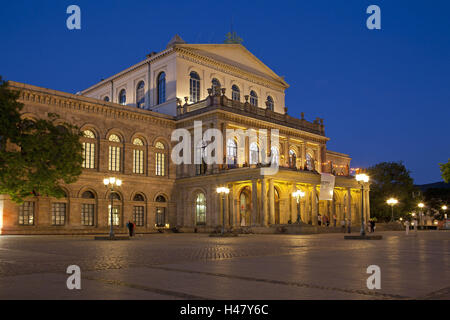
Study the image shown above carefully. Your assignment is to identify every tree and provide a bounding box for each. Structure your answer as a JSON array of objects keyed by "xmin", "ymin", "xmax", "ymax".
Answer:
[
  {"xmin": 439, "ymin": 159, "xmax": 450, "ymax": 183},
  {"xmin": 0, "ymin": 77, "xmax": 83, "ymax": 203},
  {"xmin": 367, "ymin": 161, "xmax": 419, "ymax": 222}
]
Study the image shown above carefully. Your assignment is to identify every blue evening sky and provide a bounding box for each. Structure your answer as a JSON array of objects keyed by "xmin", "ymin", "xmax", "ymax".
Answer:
[{"xmin": 1, "ymin": 0, "xmax": 449, "ymax": 184}]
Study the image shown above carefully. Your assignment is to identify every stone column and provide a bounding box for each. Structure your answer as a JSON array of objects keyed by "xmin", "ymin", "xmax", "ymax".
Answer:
[
  {"xmin": 312, "ymin": 185, "xmax": 318, "ymax": 225},
  {"xmin": 251, "ymin": 180, "xmax": 258, "ymax": 226},
  {"xmin": 290, "ymin": 184, "xmax": 296, "ymax": 222},
  {"xmin": 302, "ymin": 141, "xmax": 307, "ymax": 168},
  {"xmin": 347, "ymin": 188, "xmax": 352, "ymax": 227},
  {"xmin": 261, "ymin": 179, "xmax": 268, "ymax": 226},
  {"xmin": 268, "ymin": 179, "xmax": 275, "ymax": 225}
]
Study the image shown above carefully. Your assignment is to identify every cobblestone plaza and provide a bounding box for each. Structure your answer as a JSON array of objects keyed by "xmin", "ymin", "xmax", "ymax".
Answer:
[{"xmin": 0, "ymin": 231, "xmax": 448, "ymax": 300}]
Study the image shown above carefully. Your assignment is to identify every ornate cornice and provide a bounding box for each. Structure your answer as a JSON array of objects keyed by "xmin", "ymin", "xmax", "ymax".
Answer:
[{"xmin": 10, "ymin": 82, "xmax": 176, "ymax": 128}]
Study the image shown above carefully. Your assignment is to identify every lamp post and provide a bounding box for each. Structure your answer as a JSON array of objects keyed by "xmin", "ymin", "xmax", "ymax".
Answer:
[
  {"xmin": 292, "ymin": 190, "xmax": 305, "ymax": 223},
  {"xmin": 442, "ymin": 205, "xmax": 447, "ymax": 219},
  {"xmin": 386, "ymin": 198, "xmax": 399, "ymax": 222},
  {"xmin": 418, "ymin": 202, "xmax": 425, "ymax": 228},
  {"xmin": 355, "ymin": 173, "xmax": 369, "ymax": 236},
  {"xmin": 103, "ymin": 177, "xmax": 122, "ymax": 238},
  {"xmin": 216, "ymin": 186, "xmax": 230, "ymax": 235}
]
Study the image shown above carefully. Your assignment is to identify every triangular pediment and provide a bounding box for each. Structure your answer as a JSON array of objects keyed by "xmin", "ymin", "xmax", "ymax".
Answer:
[{"xmin": 175, "ymin": 43, "xmax": 289, "ymax": 88}]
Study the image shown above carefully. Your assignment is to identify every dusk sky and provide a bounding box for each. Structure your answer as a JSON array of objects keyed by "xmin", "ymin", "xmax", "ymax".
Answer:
[{"xmin": 1, "ymin": 0, "xmax": 448, "ymax": 184}]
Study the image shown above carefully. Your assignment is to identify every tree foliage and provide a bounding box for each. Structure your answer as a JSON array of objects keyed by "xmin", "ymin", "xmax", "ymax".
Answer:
[
  {"xmin": 423, "ymin": 187, "xmax": 450, "ymax": 219},
  {"xmin": 367, "ymin": 161, "xmax": 419, "ymax": 222},
  {"xmin": 440, "ymin": 159, "xmax": 450, "ymax": 183},
  {"xmin": 0, "ymin": 77, "xmax": 83, "ymax": 203}
]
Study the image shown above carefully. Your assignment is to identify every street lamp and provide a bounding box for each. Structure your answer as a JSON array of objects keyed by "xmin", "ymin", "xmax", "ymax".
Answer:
[
  {"xmin": 292, "ymin": 189, "xmax": 305, "ymax": 223},
  {"xmin": 442, "ymin": 205, "xmax": 448, "ymax": 219},
  {"xmin": 386, "ymin": 198, "xmax": 399, "ymax": 222},
  {"xmin": 216, "ymin": 186, "xmax": 230, "ymax": 235},
  {"xmin": 103, "ymin": 177, "xmax": 123, "ymax": 238},
  {"xmin": 418, "ymin": 202, "xmax": 425, "ymax": 227},
  {"xmin": 355, "ymin": 173, "xmax": 369, "ymax": 236}
]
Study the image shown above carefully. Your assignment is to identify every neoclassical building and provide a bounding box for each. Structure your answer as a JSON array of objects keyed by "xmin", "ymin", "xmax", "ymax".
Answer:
[{"xmin": 0, "ymin": 35, "xmax": 369, "ymax": 234}]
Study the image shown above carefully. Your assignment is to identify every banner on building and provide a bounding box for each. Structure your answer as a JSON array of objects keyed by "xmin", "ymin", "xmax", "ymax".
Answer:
[{"xmin": 319, "ymin": 173, "xmax": 335, "ymax": 201}]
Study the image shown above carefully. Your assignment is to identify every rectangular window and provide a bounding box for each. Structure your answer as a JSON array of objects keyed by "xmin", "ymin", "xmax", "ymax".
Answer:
[
  {"xmin": 81, "ymin": 204, "xmax": 95, "ymax": 226},
  {"xmin": 133, "ymin": 149, "xmax": 144, "ymax": 174},
  {"xmin": 133, "ymin": 206, "xmax": 145, "ymax": 227},
  {"xmin": 108, "ymin": 205, "xmax": 120, "ymax": 226},
  {"xmin": 82, "ymin": 142, "xmax": 95, "ymax": 169},
  {"xmin": 51, "ymin": 203, "xmax": 66, "ymax": 226},
  {"xmin": 190, "ymin": 79, "xmax": 200, "ymax": 103},
  {"xmin": 108, "ymin": 146, "xmax": 121, "ymax": 171},
  {"xmin": 19, "ymin": 201, "xmax": 34, "ymax": 225},
  {"xmin": 156, "ymin": 153, "xmax": 165, "ymax": 176}
]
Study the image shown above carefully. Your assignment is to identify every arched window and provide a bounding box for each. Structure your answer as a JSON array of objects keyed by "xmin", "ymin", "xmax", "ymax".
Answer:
[
  {"xmin": 82, "ymin": 130, "xmax": 96, "ymax": 169},
  {"xmin": 133, "ymin": 138, "xmax": 145, "ymax": 174},
  {"xmin": 270, "ymin": 146, "xmax": 279, "ymax": 166},
  {"xmin": 157, "ymin": 72, "xmax": 166, "ymax": 104},
  {"xmin": 133, "ymin": 193, "xmax": 145, "ymax": 226},
  {"xmin": 136, "ymin": 81, "xmax": 145, "ymax": 108},
  {"xmin": 155, "ymin": 195, "xmax": 167, "ymax": 227},
  {"xmin": 108, "ymin": 134, "xmax": 121, "ymax": 172},
  {"xmin": 250, "ymin": 142, "xmax": 259, "ymax": 165},
  {"xmin": 266, "ymin": 96, "xmax": 274, "ymax": 111},
  {"xmin": 250, "ymin": 90, "xmax": 258, "ymax": 107},
  {"xmin": 155, "ymin": 142, "xmax": 165, "ymax": 176},
  {"xmin": 108, "ymin": 192, "xmax": 121, "ymax": 226},
  {"xmin": 211, "ymin": 78, "xmax": 221, "ymax": 95},
  {"xmin": 119, "ymin": 89, "xmax": 126, "ymax": 105},
  {"xmin": 289, "ymin": 149, "xmax": 297, "ymax": 168},
  {"xmin": 190, "ymin": 71, "xmax": 200, "ymax": 103},
  {"xmin": 231, "ymin": 85, "xmax": 240, "ymax": 101},
  {"xmin": 195, "ymin": 193, "xmax": 206, "ymax": 225},
  {"xmin": 81, "ymin": 190, "xmax": 96, "ymax": 226},
  {"xmin": 103, "ymin": 96, "xmax": 110, "ymax": 102},
  {"xmin": 226, "ymin": 139, "xmax": 237, "ymax": 165}
]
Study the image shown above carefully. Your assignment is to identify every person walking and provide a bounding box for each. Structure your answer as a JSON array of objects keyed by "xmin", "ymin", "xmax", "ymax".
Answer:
[
  {"xmin": 132, "ymin": 221, "xmax": 136, "ymax": 237},
  {"xmin": 333, "ymin": 214, "xmax": 337, "ymax": 227},
  {"xmin": 405, "ymin": 220, "xmax": 410, "ymax": 235},
  {"xmin": 126, "ymin": 220, "xmax": 133, "ymax": 237},
  {"xmin": 318, "ymin": 214, "xmax": 322, "ymax": 226},
  {"xmin": 340, "ymin": 219, "xmax": 346, "ymax": 232}
]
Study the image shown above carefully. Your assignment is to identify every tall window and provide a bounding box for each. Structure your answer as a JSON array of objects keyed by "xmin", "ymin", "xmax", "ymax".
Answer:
[
  {"xmin": 271, "ymin": 146, "xmax": 279, "ymax": 166},
  {"xmin": 306, "ymin": 152, "xmax": 314, "ymax": 171},
  {"xmin": 82, "ymin": 130, "xmax": 96, "ymax": 169},
  {"xmin": 133, "ymin": 193, "xmax": 145, "ymax": 227},
  {"xmin": 108, "ymin": 134, "xmax": 121, "ymax": 172},
  {"xmin": 250, "ymin": 90, "xmax": 258, "ymax": 107},
  {"xmin": 189, "ymin": 71, "xmax": 200, "ymax": 103},
  {"xmin": 195, "ymin": 140, "xmax": 207, "ymax": 175},
  {"xmin": 250, "ymin": 142, "xmax": 259, "ymax": 165},
  {"xmin": 289, "ymin": 149, "xmax": 297, "ymax": 168},
  {"xmin": 157, "ymin": 72, "xmax": 166, "ymax": 104},
  {"xmin": 133, "ymin": 138, "xmax": 145, "ymax": 174},
  {"xmin": 155, "ymin": 195, "xmax": 166, "ymax": 227},
  {"xmin": 155, "ymin": 142, "xmax": 165, "ymax": 176},
  {"xmin": 119, "ymin": 89, "xmax": 126, "ymax": 105},
  {"xmin": 108, "ymin": 192, "xmax": 121, "ymax": 226},
  {"xmin": 19, "ymin": 201, "xmax": 34, "ymax": 225},
  {"xmin": 266, "ymin": 96, "xmax": 274, "ymax": 111},
  {"xmin": 52, "ymin": 203, "xmax": 66, "ymax": 226},
  {"xmin": 232, "ymin": 85, "xmax": 240, "ymax": 101},
  {"xmin": 211, "ymin": 78, "xmax": 221, "ymax": 95},
  {"xmin": 136, "ymin": 81, "xmax": 145, "ymax": 108},
  {"xmin": 81, "ymin": 191, "xmax": 96, "ymax": 226},
  {"xmin": 195, "ymin": 193, "xmax": 206, "ymax": 225},
  {"xmin": 226, "ymin": 139, "xmax": 237, "ymax": 165}
]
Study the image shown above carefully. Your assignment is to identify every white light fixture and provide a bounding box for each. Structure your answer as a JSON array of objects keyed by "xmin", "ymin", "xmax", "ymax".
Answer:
[
  {"xmin": 387, "ymin": 198, "xmax": 398, "ymax": 205},
  {"xmin": 355, "ymin": 173, "xmax": 369, "ymax": 183},
  {"xmin": 216, "ymin": 187, "xmax": 230, "ymax": 194}
]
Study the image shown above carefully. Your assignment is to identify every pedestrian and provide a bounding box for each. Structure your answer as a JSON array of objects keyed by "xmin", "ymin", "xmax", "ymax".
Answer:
[
  {"xmin": 405, "ymin": 220, "xmax": 410, "ymax": 235},
  {"xmin": 132, "ymin": 221, "xmax": 136, "ymax": 236},
  {"xmin": 333, "ymin": 214, "xmax": 337, "ymax": 227},
  {"xmin": 371, "ymin": 220, "xmax": 376, "ymax": 233},
  {"xmin": 126, "ymin": 220, "xmax": 133, "ymax": 237},
  {"xmin": 325, "ymin": 215, "xmax": 330, "ymax": 227},
  {"xmin": 318, "ymin": 214, "xmax": 322, "ymax": 226},
  {"xmin": 340, "ymin": 219, "xmax": 345, "ymax": 232}
]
